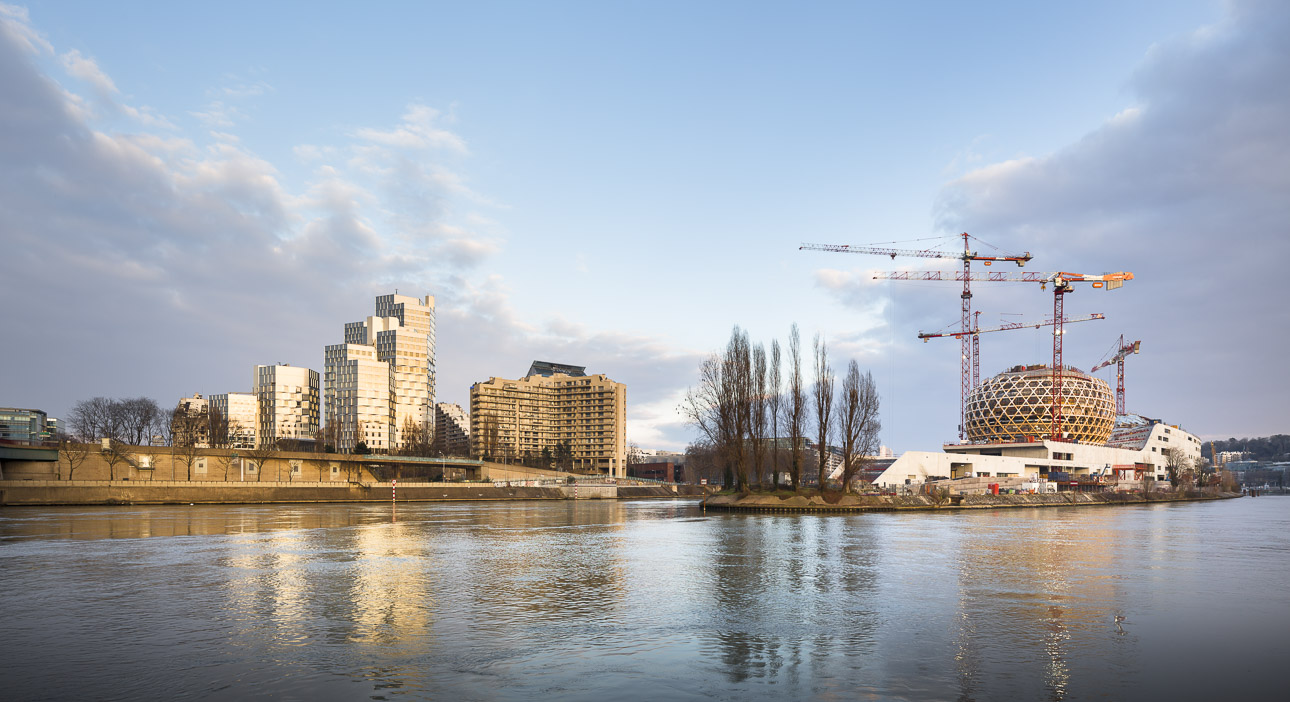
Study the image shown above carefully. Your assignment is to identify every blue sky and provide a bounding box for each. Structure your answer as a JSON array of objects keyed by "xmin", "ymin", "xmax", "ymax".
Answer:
[{"xmin": 3, "ymin": 0, "xmax": 1286, "ymax": 451}]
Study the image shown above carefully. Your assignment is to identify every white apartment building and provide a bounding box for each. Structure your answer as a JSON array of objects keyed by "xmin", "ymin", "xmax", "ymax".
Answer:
[
  {"xmin": 324, "ymin": 342, "xmax": 391, "ymax": 452},
  {"xmin": 253, "ymin": 364, "xmax": 320, "ymax": 448},
  {"xmin": 209, "ymin": 392, "xmax": 257, "ymax": 449},
  {"xmin": 324, "ymin": 294, "xmax": 436, "ymax": 453}
]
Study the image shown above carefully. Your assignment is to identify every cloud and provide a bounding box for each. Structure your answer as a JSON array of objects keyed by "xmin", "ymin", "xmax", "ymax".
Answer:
[
  {"xmin": 934, "ymin": 0, "xmax": 1290, "ymax": 439},
  {"xmin": 355, "ymin": 104, "xmax": 468, "ymax": 153},
  {"xmin": 0, "ymin": 12, "xmax": 514, "ymax": 430},
  {"xmin": 0, "ymin": 3, "xmax": 51, "ymax": 55},
  {"xmin": 59, "ymin": 48, "xmax": 117, "ymax": 96},
  {"xmin": 190, "ymin": 100, "xmax": 246, "ymax": 128},
  {"xmin": 221, "ymin": 81, "xmax": 272, "ymax": 99}
]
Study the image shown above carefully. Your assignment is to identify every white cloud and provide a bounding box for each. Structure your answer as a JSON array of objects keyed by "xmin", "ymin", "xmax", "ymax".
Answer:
[
  {"xmin": 121, "ymin": 103, "xmax": 177, "ymax": 130},
  {"xmin": 0, "ymin": 3, "xmax": 52, "ymax": 55},
  {"xmin": 0, "ymin": 15, "xmax": 515, "ymax": 424},
  {"xmin": 934, "ymin": 0, "xmax": 1290, "ymax": 439},
  {"xmin": 189, "ymin": 100, "xmax": 245, "ymax": 128},
  {"xmin": 59, "ymin": 48, "xmax": 116, "ymax": 96},
  {"xmin": 355, "ymin": 103, "xmax": 468, "ymax": 153}
]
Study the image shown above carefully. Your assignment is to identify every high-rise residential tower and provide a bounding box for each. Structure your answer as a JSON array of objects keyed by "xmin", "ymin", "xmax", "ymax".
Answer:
[
  {"xmin": 209, "ymin": 392, "xmax": 257, "ymax": 449},
  {"xmin": 253, "ymin": 364, "xmax": 320, "ymax": 448},
  {"xmin": 470, "ymin": 361, "xmax": 627, "ymax": 476},
  {"xmin": 324, "ymin": 294, "xmax": 436, "ymax": 453}
]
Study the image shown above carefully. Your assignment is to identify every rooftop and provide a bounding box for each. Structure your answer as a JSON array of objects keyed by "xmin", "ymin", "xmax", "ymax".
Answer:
[{"xmin": 526, "ymin": 361, "xmax": 587, "ymax": 378}]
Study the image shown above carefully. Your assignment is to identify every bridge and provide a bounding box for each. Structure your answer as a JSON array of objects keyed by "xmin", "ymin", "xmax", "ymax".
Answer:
[{"xmin": 0, "ymin": 439, "xmax": 59, "ymax": 480}]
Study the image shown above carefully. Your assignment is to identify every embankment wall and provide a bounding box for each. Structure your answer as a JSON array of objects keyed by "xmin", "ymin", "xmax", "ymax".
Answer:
[
  {"xmin": 0, "ymin": 480, "xmax": 624, "ymax": 506},
  {"xmin": 703, "ymin": 490, "xmax": 1240, "ymax": 512}
]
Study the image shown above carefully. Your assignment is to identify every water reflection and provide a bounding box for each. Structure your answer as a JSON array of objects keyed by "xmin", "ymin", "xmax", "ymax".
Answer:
[
  {"xmin": 0, "ymin": 499, "xmax": 1287, "ymax": 700},
  {"xmin": 703, "ymin": 514, "xmax": 882, "ymax": 691}
]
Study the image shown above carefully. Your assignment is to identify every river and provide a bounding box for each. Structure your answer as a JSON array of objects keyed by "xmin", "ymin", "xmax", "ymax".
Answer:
[{"xmin": 0, "ymin": 497, "xmax": 1286, "ymax": 701}]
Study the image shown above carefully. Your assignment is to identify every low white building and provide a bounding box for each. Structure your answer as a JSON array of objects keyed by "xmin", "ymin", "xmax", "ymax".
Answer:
[{"xmin": 873, "ymin": 416, "xmax": 1201, "ymax": 488}]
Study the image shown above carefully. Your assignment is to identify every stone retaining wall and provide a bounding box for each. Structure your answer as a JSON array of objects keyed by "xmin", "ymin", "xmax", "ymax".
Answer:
[
  {"xmin": 0, "ymin": 480, "xmax": 594, "ymax": 506},
  {"xmin": 702, "ymin": 490, "xmax": 1240, "ymax": 513}
]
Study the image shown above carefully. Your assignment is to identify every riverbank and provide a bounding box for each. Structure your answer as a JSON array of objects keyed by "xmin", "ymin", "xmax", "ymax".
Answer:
[
  {"xmin": 702, "ymin": 489, "xmax": 1241, "ymax": 512},
  {"xmin": 0, "ymin": 480, "xmax": 712, "ymax": 506}
]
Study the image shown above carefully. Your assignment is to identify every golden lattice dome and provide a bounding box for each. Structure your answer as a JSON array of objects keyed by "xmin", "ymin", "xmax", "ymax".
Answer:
[{"xmin": 965, "ymin": 365, "xmax": 1115, "ymax": 444}]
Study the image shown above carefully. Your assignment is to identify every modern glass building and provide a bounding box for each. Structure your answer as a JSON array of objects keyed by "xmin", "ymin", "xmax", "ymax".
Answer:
[{"xmin": 0, "ymin": 407, "xmax": 56, "ymax": 443}]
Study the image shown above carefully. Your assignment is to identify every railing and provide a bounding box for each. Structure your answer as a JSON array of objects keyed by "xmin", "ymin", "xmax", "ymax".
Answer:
[
  {"xmin": 0, "ymin": 479, "xmax": 503, "ymax": 488},
  {"xmin": 0, "ymin": 438, "xmax": 59, "ymax": 449}
]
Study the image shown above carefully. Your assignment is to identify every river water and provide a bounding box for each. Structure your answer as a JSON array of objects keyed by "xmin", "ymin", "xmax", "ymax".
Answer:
[{"xmin": 0, "ymin": 497, "xmax": 1286, "ymax": 701}]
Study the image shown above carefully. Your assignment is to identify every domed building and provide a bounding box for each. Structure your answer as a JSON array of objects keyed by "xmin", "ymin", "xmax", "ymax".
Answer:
[
  {"xmin": 964, "ymin": 364, "xmax": 1115, "ymax": 444},
  {"xmin": 869, "ymin": 362, "xmax": 1201, "ymax": 490}
]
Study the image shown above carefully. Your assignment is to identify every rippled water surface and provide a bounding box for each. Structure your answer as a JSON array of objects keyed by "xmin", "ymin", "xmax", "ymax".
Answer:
[{"xmin": 1, "ymin": 497, "xmax": 1287, "ymax": 701}]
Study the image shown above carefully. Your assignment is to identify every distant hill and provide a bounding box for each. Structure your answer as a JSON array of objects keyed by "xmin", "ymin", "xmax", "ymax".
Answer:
[{"xmin": 1210, "ymin": 435, "xmax": 1290, "ymax": 462}]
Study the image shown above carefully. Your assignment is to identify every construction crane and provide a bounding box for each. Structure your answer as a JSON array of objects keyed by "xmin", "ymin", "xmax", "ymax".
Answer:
[
  {"xmin": 873, "ymin": 269, "xmax": 1134, "ymax": 441},
  {"xmin": 916, "ymin": 313, "xmax": 1106, "ymax": 340},
  {"xmin": 801, "ymin": 233, "xmax": 1031, "ymax": 441},
  {"xmin": 1091, "ymin": 335, "xmax": 1141, "ymax": 416},
  {"xmin": 918, "ymin": 313, "xmax": 1106, "ymax": 404}
]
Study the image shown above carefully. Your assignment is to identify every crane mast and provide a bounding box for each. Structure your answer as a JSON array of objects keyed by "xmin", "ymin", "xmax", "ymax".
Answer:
[
  {"xmin": 921, "ymin": 313, "xmax": 1106, "ymax": 427},
  {"xmin": 801, "ymin": 233, "xmax": 1031, "ymax": 441},
  {"xmin": 1091, "ymin": 335, "xmax": 1142, "ymax": 416},
  {"xmin": 877, "ymin": 269, "xmax": 1133, "ymax": 440}
]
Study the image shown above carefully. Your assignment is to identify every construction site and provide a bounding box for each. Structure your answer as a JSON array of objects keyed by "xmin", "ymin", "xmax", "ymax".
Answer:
[{"xmin": 801, "ymin": 233, "xmax": 1203, "ymax": 494}]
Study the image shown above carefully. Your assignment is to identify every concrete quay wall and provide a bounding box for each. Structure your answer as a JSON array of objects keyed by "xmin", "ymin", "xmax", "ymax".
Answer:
[
  {"xmin": 0, "ymin": 480, "xmax": 629, "ymax": 506},
  {"xmin": 703, "ymin": 490, "xmax": 1241, "ymax": 513}
]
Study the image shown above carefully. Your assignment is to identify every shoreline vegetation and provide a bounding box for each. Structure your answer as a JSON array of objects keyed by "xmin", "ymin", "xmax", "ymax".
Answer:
[{"xmin": 702, "ymin": 489, "xmax": 1242, "ymax": 513}]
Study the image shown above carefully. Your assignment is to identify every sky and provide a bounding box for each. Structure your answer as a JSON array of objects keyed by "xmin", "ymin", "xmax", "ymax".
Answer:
[{"xmin": 2, "ymin": 0, "xmax": 1286, "ymax": 452}]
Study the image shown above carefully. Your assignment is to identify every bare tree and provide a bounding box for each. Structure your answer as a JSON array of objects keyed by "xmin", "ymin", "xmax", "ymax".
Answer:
[
  {"xmin": 208, "ymin": 407, "xmax": 229, "ymax": 449},
  {"xmin": 120, "ymin": 397, "xmax": 162, "ymax": 446},
  {"xmin": 57, "ymin": 432, "xmax": 90, "ymax": 481},
  {"xmin": 1165, "ymin": 447, "xmax": 1189, "ymax": 487},
  {"xmin": 207, "ymin": 410, "xmax": 243, "ymax": 481},
  {"xmin": 684, "ymin": 440, "xmax": 721, "ymax": 486},
  {"xmin": 475, "ymin": 417, "xmax": 501, "ymax": 461},
  {"xmin": 685, "ymin": 355, "xmax": 732, "ymax": 488},
  {"xmin": 554, "ymin": 439, "xmax": 574, "ymax": 472},
  {"xmin": 783, "ymin": 324, "xmax": 806, "ymax": 490},
  {"xmin": 316, "ymin": 421, "xmax": 339, "ymax": 454},
  {"xmin": 398, "ymin": 416, "xmax": 434, "ymax": 457},
  {"xmin": 812, "ymin": 334, "xmax": 835, "ymax": 491},
  {"xmin": 229, "ymin": 419, "xmax": 252, "ymax": 451},
  {"xmin": 100, "ymin": 439, "xmax": 133, "ymax": 481},
  {"xmin": 726, "ymin": 328, "xmax": 752, "ymax": 490},
  {"xmin": 751, "ymin": 343, "xmax": 768, "ymax": 489},
  {"xmin": 69, "ymin": 397, "xmax": 121, "ymax": 443},
  {"xmin": 211, "ymin": 451, "xmax": 236, "ymax": 481},
  {"xmin": 682, "ymin": 326, "xmax": 757, "ymax": 491},
  {"xmin": 766, "ymin": 340, "xmax": 781, "ymax": 489},
  {"xmin": 307, "ymin": 432, "xmax": 332, "ymax": 481},
  {"xmin": 626, "ymin": 441, "xmax": 645, "ymax": 467},
  {"xmin": 838, "ymin": 361, "xmax": 881, "ymax": 492},
  {"xmin": 243, "ymin": 444, "xmax": 277, "ymax": 483},
  {"xmin": 169, "ymin": 404, "xmax": 203, "ymax": 481}
]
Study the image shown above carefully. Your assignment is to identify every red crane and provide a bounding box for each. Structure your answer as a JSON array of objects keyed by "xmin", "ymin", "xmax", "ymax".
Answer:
[
  {"xmin": 873, "ymin": 269, "xmax": 1134, "ymax": 440},
  {"xmin": 801, "ymin": 233, "xmax": 1031, "ymax": 440},
  {"xmin": 1091, "ymin": 335, "xmax": 1141, "ymax": 416}
]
